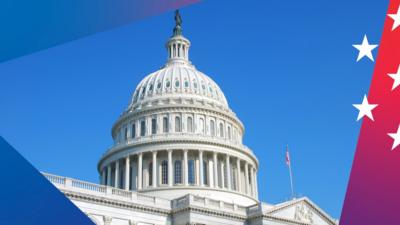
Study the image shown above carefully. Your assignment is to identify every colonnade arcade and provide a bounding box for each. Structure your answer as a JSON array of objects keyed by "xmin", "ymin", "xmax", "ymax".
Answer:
[{"xmin": 100, "ymin": 149, "xmax": 258, "ymax": 198}]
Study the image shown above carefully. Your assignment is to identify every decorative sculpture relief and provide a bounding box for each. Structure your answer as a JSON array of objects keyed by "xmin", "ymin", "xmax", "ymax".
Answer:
[{"xmin": 294, "ymin": 203, "xmax": 314, "ymax": 224}]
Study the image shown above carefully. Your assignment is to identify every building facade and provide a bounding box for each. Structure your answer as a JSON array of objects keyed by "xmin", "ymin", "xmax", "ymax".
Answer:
[{"xmin": 45, "ymin": 11, "xmax": 337, "ymax": 225}]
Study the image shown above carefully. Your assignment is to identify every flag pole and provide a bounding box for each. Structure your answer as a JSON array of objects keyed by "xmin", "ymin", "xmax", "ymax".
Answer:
[{"xmin": 286, "ymin": 145, "xmax": 295, "ymax": 199}]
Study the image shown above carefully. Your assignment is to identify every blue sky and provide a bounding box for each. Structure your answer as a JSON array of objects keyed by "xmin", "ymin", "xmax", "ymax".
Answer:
[{"xmin": 0, "ymin": 0, "xmax": 389, "ymax": 218}]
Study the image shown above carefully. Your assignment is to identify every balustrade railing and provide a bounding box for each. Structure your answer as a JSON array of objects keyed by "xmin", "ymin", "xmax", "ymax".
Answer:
[
  {"xmin": 43, "ymin": 172, "xmax": 252, "ymax": 215},
  {"xmin": 42, "ymin": 173, "xmax": 170, "ymax": 209}
]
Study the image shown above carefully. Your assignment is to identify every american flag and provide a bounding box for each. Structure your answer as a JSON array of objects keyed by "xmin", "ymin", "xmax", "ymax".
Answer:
[{"xmin": 340, "ymin": 0, "xmax": 400, "ymax": 225}]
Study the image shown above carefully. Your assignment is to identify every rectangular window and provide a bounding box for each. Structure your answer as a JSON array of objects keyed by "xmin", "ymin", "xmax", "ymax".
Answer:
[
  {"xmin": 131, "ymin": 123, "xmax": 136, "ymax": 138},
  {"xmin": 174, "ymin": 161, "xmax": 182, "ymax": 184},
  {"xmin": 148, "ymin": 162, "xmax": 153, "ymax": 186},
  {"xmin": 151, "ymin": 118, "xmax": 157, "ymax": 135},
  {"xmin": 162, "ymin": 161, "xmax": 168, "ymax": 184},
  {"xmin": 203, "ymin": 161, "xmax": 208, "ymax": 186},
  {"xmin": 224, "ymin": 164, "xmax": 228, "ymax": 188},
  {"xmin": 175, "ymin": 116, "xmax": 181, "ymax": 132},
  {"xmin": 140, "ymin": 121, "xmax": 146, "ymax": 137},
  {"xmin": 163, "ymin": 117, "xmax": 169, "ymax": 133},
  {"xmin": 188, "ymin": 160, "xmax": 195, "ymax": 185}
]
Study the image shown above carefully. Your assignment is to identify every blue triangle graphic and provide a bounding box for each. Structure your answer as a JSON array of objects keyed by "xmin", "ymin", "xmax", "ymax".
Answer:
[{"xmin": 0, "ymin": 137, "xmax": 95, "ymax": 225}]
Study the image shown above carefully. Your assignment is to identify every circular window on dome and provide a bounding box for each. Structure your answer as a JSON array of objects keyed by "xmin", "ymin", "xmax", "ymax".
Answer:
[
  {"xmin": 184, "ymin": 80, "xmax": 189, "ymax": 88},
  {"xmin": 157, "ymin": 82, "xmax": 162, "ymax": 89},
  {"xmin": 166, "ymin": 80, "xmax": 171, "ymax": 88},
  {"xmin": 202, "ymin": 84, "xmax": 206, "ymax": 90},
  {"xmin": 193, "ymin": 82, "xmax": 198, "ymax": 89},
  {"xmin": 149, "ymin": 83, "xmax": 153, "ymax": 91},
  {"xmin": 209, "ymin": 86, "xmax": 213, "ymax": 93},
  {"xmin": 175, "ymin": 80, "xmax": 180, "ymax": 88}
]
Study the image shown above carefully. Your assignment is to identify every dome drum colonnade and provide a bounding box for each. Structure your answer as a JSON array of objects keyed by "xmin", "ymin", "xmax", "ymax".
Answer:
[
  {"xmin": 99, "ymin": 148, "xmax": 258, "ymax": 198},
  {"xmin": 97, "ymin": 10, "xmax": 259, "ymax": 205}
]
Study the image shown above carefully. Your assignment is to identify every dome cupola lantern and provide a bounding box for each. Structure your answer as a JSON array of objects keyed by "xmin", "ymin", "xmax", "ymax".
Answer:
[{"xmin": 166, "ymin": 10, "xmax": 191, "ymax": 64}]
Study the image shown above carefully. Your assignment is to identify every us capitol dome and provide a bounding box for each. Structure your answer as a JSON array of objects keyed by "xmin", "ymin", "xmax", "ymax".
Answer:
[
  {"xmin": 97, "ymin": 9, "xmax": 258, "ymax": 206},
  {"xmin": 44, "ymin": 10, "xmax": 337, "ymax": 225}
]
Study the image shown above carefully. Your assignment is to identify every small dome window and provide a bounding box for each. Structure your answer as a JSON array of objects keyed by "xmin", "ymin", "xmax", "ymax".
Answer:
[
  {"xmin": 157, "ymin": 82, "xmax": 162, "ymax": 89},
  {"xmin": 149, "ymin": 83, "xmax": 153, "ymax": 91},
  {"xmin": 193, "ymin": 82, "xmax": 198, "ymax": 89},
  {"xmin": 202, "ymin": 84, "xmax": 206, "ymax": 90},
  {"xmin": 175, "ymin": 80, "xmax": 180, "ymax": 87},
  {"xmin": 166, "ymin": 80, "xmax": 171, "ymax": 88},
  {"xmin": 184, "ymin": 80, "xmax": 189, "ymax": 88},
  {"xmin": 141, "ymin": 88, "xmax": 146, "ymax": 98}
]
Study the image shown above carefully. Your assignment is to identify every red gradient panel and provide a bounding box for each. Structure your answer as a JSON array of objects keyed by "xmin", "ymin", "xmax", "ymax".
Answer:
[{"xmin": 340, "ymin": 0, "xmax": 400, "ymax": 224}]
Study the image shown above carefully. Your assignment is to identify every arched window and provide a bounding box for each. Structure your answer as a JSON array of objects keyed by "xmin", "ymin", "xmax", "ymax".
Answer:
[
  {"xmin": 140, "ymin": 121, "xmax": 146, "ymax": 137},
  {"xmin": 199, "ymin": 118, "xmax": 205, "ymax": 134},
  {"xmin": 227, "ymin": 126, "xmax": 231, "ymax": 140},
  {"xmin": 161, "ymin": 160, "xmax": 168, "ymax": 184},
  {"xmin": 187, "ymin": 117, "xmax": 193, "ymax": 133},
  {"xmin": 124, "ymin": 127, "xmax": 128, "ymax": 140},
  {"xmin": 131, "ymin": 123, "xmax": 136, "ymax": 138},
  {"xmin": 151, "ymin": 118, "xmax": 157, "ymax": 135},
  {"xmin": 203, "ymin": 161, "xmax": 208, "ymax": 186},
  {"xmin": 219, "ymin": 123, "xmax": 224, "ymax": 138},
  {"xmin": 210, "ymin": 120, "xmax": 215, "ymax": 136},
  {"xmin": 163, "ymin": 117, "xmax": 168, "ymax": 133},
  {"xmin": 148, "ymin": 162, "xmax": 153, "ymax": 186},
  {"xmin": 174, "ymin": 160, "xmax": 182, "ymax": 184},
  {"xmin": 188, "ymin": 159, "xmax": 195, "ymax": 185},
  {"xmin": 175, "ymin": 116, "xmax": 181, "ymax": 132}
]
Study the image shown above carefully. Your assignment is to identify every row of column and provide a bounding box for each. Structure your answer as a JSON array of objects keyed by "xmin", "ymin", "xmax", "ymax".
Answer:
[{"xmin": 101, "ymin": 150, "xmax": 258, "ymax": 198}]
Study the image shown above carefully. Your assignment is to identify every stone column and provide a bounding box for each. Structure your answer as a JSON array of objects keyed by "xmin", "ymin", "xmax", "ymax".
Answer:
[
  {"xmin": 254, "ymin": 168, "xmax": 258, "ymax": 198},
  {"xmin": 183, "ymin": 149, "xmax": 188, "ymax": 186},
  {"xmin": 115, "ymin": 160, "xmax": 120, "ymax": 188},
  {"xmin": 250, "ymin": 165, "xmax": 255, "ymax": 197},
  {"xmin": 213, "ymin": 152, "xmax": 218, "ymax": 188},
  {"xmin": 168, "ymin": 149, "xmax": 173, "ymax": 187},
  {"xmin": 199, "ymin": 150, "xmax": 204, "ymax": 186},
  {"xmin": 107, "ymin": 164, "xmax": 112, "ymax": 186},
  {"xmin": 152, "ymin": 151, "xmax": 157, "ymax": 188},
  {"xmin": 101, "ymin": 168, "xmax": 106, "ymax": 185},
  {"xmin": 236, "ymin": 158, "xmax": 241, "ymax": 192},
  {"xmin": 244, "ymin": 162, "xmax": 249, "ymax": 195},
  {"xmin": 138, "ymin": 153, "xmax": 143, "ymax": 190},
  {"xmin": 125, "ymin": 156, "xmax": 130, "ymax": 190},
  {"xmin": 225, "ymin": 155, "xmax": 231, "ymax": 190}
]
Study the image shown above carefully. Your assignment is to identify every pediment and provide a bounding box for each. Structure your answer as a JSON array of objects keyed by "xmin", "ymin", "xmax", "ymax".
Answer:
[{"xmin": 265, "ymin": 198, "xmax": 337, "ymax": 225}]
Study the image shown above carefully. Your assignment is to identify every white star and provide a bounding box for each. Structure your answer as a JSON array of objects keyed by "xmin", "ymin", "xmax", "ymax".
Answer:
[
  {"xmin": 388, "ymin": 65, "xmax": 400, "ymax": 91},
  {"xmin": 353, "ymin": 95, "xmax": 378, "ymax": 121},
  {"xmin": 388, "ymin": 6, "xmax": 400, "ymax": 31},
  {"xmin": 353, "ymin": 35, "xmax": 378, "ymax": 62},
  {"xmin": 388, "ymin": 124, "xmax": 400, "ymax": 151}
]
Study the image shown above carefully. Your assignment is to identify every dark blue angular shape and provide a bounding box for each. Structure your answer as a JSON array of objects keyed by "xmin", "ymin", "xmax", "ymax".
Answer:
[{"xmin": 0, "ymin": 137, "xmax": 95, "ymax": 225}]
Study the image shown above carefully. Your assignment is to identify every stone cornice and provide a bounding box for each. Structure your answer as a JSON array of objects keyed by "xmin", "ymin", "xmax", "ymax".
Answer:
[{"xmin": 62, "ymin": 190, "xmax": 170, "ymax": 216}]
